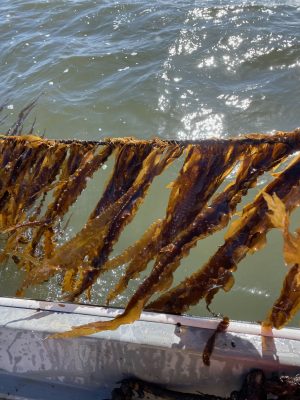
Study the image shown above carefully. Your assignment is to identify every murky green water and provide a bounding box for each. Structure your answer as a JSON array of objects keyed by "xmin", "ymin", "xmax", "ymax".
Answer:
[{"xmin": 0, "ymin": 0, "xmax": 299, "ymax": 325}]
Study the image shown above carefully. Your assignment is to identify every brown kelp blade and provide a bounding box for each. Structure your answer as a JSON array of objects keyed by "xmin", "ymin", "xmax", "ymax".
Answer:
[
  {"xmin": 202, "ymin": 317, "xmax": 229, "ymax": 366},
  {"xmin": 263, "ymin": 193, "xmax": 300, "ymax": 328},
  {"xmin": 25, "ymin": 143, "xmax": 112, "ymax": 256},
  {"xmin": 104, "ymin": 220, "xmax": 163, "ymax": 304},
  {"xmin": 51, "ymin": 132, "xmax": 300, "ymax": 339},
  {"xmin": 6, "ymin": 97, "xmax": 39, "ymax": 136},
  {"xmin": 1, "ymin": 131, "xmax": 300, "ymax": 338},
  {"xmin": 148, "ymin": 154, "xmax": 300, "ymax": 315},
  {"xmin": 21, "ymin": 144, "xmax": 182, "ymax": 298},
  {"xmin": 264, "ymin": 264, "xmax": 300, "ymax": 329},
  {"xmin": 105, "ymin": 143, "xmax": 241, "ymax": 304},
  {"xmin": 62, "ymin": 145, "xmax": 182, "ymax": 301}
]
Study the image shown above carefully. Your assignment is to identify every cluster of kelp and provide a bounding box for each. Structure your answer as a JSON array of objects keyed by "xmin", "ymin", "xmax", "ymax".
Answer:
[
  {"xmin": 0, "ymin": 127, "xmax": 300, "ymax": 338},
  {"xmin": 112, "ymin": 372, "xmax": 300, "ymax": 400}
]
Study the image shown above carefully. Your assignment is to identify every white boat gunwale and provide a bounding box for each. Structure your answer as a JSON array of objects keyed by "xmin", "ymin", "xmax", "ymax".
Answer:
[
  {"xmin": 0, "ymin": 296, "xmax": 299, "ymax": 341},
  {"xmin": 0, "ymin": 296, "xmax": 300, "ymax": 399}
]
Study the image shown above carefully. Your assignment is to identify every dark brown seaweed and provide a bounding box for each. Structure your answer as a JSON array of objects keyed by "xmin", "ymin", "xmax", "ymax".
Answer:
[
  {"xmin": 147, "ymin": 154, "xmax": 300, "ymax": 315},
  {"xmin": 264, "ymin": 264, "xmax": 300, "ymax": 329},
  {"xmin": 51, "ymin": 135, "xmax": 300, "ymax": 338},
  {"xmin": 111, "ymin": 141, "xmax": 288, "ymax": 305},
  {"xmin": 111, "ymin": 372, "xmax": 300, "ymax": 400},
  {"xmin": 66, "ymin": 144, "xmax": 182, "ymax": 300},
  {"xmin": 105, "ymin": 143, "xmax": 241, "ymax": 304},
  {"xmin": 202, "ymin": 317, "xmax": 229, "ymax": 366},
  {"xmin": 111, "ymin": 378, "xmax": 226, "ymax": 400},
  {"xmin": 0, "ymin": 131, "xmax": 300, "ymax": 338}
]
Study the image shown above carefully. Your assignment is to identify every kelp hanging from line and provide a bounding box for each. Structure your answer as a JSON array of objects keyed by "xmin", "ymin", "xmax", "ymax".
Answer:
[
  {"xmin": 0, "ymin": 130, "xmax": 300, "ymax": 338},
  {"xmin": 202, "ymin": 316, "xmax": 229, "ymax": 367},
  {"xmin": 147, "ymin": 153, "xmax": 300, "ymax": 315}
]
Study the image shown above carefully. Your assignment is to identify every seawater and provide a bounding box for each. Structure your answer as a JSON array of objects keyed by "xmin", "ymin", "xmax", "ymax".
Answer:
[{"xmin": 0, "ymin": 0, "xmax": 299, "ymax": 325}]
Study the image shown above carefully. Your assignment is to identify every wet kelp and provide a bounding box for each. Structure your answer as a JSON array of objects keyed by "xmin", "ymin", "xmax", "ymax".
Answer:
[
  {"xmin": 0, "ymin": 130, "xmax": 300, "ymax": 338},
  {"xmin": 112, "ymin": 372, "xmax": 300, "ymax": 400},
  {"xmin": 202, "ymin": 316, "xmax": 230, "ymax": 367}
]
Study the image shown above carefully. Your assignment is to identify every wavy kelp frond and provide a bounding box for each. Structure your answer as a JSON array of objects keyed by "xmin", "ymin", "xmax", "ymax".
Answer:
[
  {"xmin": 105, "ymin": 143, "xmax": 241, "ymax": 304},
  {"xmin": 264, "ymin": 191, "xmax": 300, "ymax": 267},
  {"xmin": 51, "ymin": 132, "xmax": 300, "ymax": 339},
  {"xmin": 148, "ymin": 154, "xmax": 300, "ymax": 314},
  {"xmin": 105, "ymin": 220, "xmax": 163, "ymax": 304},
  {"xmin": 102, "ymin": 220, "xmax": 163, "ymax": 274},
  {"xmin": 262, "ymin": 193, "xmax": 300, "ymax": 328},
  {"xmin": 20, "ymin": 197, "xmax": 127, "ymax": 291},
  {"xmin": 202, "ymin": 317, "xmax": 229, "ymax": 366},
  {"xmin": 64, "ymin": 145, "xmax": 182, "ymax": 301},
  {"xmin": 26, "ymin": 144, "xmax": 112, "ymax": 256},
  {"xmin": 143, "ymin": 142, "xmax": 288, "ymax": 289},
  {"xmin": 52, "ymin": 149, "xmax": 166, "ymax": 270},
  {"xmin": 161, "ymin": 143, "xmax": 240, "ymax": 240},
  {"xmin": 18, "ymin": 143, "xmax": 182, "ymax": 296},
  {"xmin": 146, "ymin": 142, "xmax": 295, "ymax": 313},
  {"xmin": 265, "ymin": 264, "xmax": 300, "ymax": 329},
  {"xmin": 90, "ymin": 143, "xmax": 152, "ymax": 218},
  {"xmin": 1, "ymin": 131, "xmax": 300, "ymax": 338},
  {"xmin": 0, "ymin": 136, "xmax": 66, "ymax": 230},
  {"xmin": 0, "ymin": 138, "xmax": 112, "ymax": 293},
  {"xmin": 5, "ymin": 97, "xmax": 39, "ymax": 136},
  {"xmin": 0, "ymin": 138, "xmax": 111, "ymax": 268}
]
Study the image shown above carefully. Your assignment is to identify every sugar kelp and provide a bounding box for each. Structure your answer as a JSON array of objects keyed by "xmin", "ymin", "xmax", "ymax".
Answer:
[
  {"xmin": 0, "ymin": 136, "xmax": 111, "ymax": 269},
  {"xmin": 16, "ymin": 143, "xmax": 113, "ymax": 294},
  {"xmin": 59, "ymin": 143, "xmax": 182, "ymax": 300},
  {"xmin": 147, "ymin": 151, "xmax": 300, "ymax": 324},
  {"xmin": 45, "ymin": 129, "xmax": 300, "ymax": 339},
  {"xmin": 0, "ymin": 136, "xmax": 67, "ymax": 230},
  {"xmin": 262, "ymin": 192, "xmax": 300, "ymax": 329},
  {"xmin": 25, "ymin": 143, "xmax": 112, "ymax": 256},
  {"xmin": 0, "ymin": 131, "xmax": 300, "ymax": 337},
  {"xmin": 105, "ymin": 137, "xmax": 291, "ymax": 305},
  {"xmin": 16, "ymin": 139, "xmax": 182, "ymax": 296},
  {"xmin": 104, "ymin": 142, "xmax": 241, "ymax": 304},
  {"xmin": 202, "ymin": 317, "xmax": 229, "ymax": 367}
]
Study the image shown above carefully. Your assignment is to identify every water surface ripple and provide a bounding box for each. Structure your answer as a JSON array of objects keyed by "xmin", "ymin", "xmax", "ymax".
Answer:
[{"xmin": 0, "ymin": 0, "xmax": 299, "ymax": 139}]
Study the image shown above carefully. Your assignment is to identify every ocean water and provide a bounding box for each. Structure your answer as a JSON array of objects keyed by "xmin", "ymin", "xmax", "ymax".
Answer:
[{"xmin": 0, "ymin": 0, "xmax": 300, "ymax": 325}]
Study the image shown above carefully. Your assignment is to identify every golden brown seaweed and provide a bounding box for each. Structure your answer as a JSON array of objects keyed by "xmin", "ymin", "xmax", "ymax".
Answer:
[
  {"xmin": 64, "ymin": 144, "xmax": 182, "ymax": 301},
  {"xmin": 262, "ymin": 193, "xmax": 300, "ymax": 328},
  {"xmin": 106, "ymin": 140, "xmax": 293, "ymax": 307},
  {"xmin": 18, "ymin": 143, "xmax": 182, "ymax": 296},
  {"xmin": 51, "ymin": 135, "xmax": 300, "ymax": 339},
  {"xmin": 148, "ymin": 154, "xmax": 300, "ymax": 315},
  {"xmin": 1, "ymin": 131, "xmax": 300, "ymax": 338},
  {"xmin": 202, "ymin": 317, "xmax": 229, "ymax": 366},
  {"xmin": 26, "ymin": 144, "xmax": 112, "ymax": 255},
  {"xmin": 0, "ymin": 137, "xmax": 111, "ymax": 281},
  {"xmin": 264, "ymin": 264, "xmax": 300, "ymax": 329},
  {"xmin": 105, "ymin": 142, "xmax": 241, "ymax": 304}
]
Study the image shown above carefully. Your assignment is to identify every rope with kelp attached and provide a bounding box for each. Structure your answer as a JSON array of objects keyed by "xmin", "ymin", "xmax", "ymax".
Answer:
[{"xmin": 0, "ymin": 127, "xmax": 299, "ymax": 339}]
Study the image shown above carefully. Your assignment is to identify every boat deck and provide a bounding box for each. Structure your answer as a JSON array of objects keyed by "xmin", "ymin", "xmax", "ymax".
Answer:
[{"xmin": 0, "ymin": 297, "xmax": 299, "ymax": 399}]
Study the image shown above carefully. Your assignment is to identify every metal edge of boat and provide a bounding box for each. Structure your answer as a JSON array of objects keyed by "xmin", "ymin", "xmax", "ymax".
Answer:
[{"xmin": 0, "ymin": 296, "xmax": 299, "ymax": 399}]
